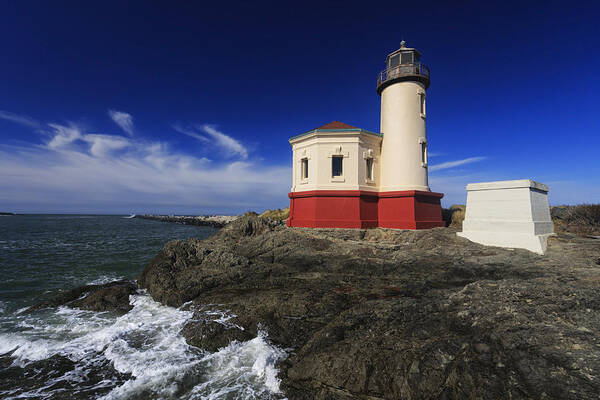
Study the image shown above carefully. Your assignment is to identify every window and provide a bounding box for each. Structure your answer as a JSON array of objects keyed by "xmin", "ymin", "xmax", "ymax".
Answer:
[
  {"xmin": 366, "ymin": 158, "xmax": 373, "ymax": 181},
  {"xmin": 332, "ymin": 156, "xmax": 343, "ymax": 177},
  {"xmin": 419, "ymin": 92, "xmax": 426, "ymax": 117},
  {"xmin": 421, "ymin": 142, "xmax": 428, "ymax": 166},
  {"xmin": 301, "ymin": 158, "xmax": 308, "ymax": 180},
  {"xmin": 401, "ymin": 51, "xmax": 413, "ymax": 65},
  {"xmin": 388, "ymin": 54, "xmax": 399, "ymax": 68}
]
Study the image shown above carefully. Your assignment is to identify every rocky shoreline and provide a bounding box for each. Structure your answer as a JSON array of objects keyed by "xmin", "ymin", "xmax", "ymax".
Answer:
[
  {"xmin": 134, "ymin": 214, "xmax": 238, "ymax": 228},
  {"xmin": 29, "ymin": 215, "xmax": 600, "ymax": 399}
]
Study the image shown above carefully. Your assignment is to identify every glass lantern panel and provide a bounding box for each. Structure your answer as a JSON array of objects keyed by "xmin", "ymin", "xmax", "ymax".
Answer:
[{"xmin": 400, "ymin": 51, "xmax": 414, "ymax": 64}]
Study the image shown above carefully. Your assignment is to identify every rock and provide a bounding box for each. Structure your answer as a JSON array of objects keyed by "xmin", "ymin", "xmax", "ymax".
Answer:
[
  {"xmin": 135, "ymin": 214, "xmax": 238, "ymax": 228},
  {"xmin": 474, "ymin": 343, "xmax": 490, "ymax": 353},
  {"xmin": 137, "ymin": 216, "xmax": 283, "ymax": 307},
  {"xmin": 28, "ymin": 280, "xmax": 137, "ymax": 314},
  {"xmin": 71, "ymin": 281, "xmax": 137, "ymax": 313},
  {"xmin": 181, "ymin": 319, "xmax": 253, "ymax": 352},
  {"xmin": 0, "ymin": 352, "xmax": 130, "ymax": 399},
  {"xmin": 139, "ymin": 215, "xmax": 600, "ymax": 399}
]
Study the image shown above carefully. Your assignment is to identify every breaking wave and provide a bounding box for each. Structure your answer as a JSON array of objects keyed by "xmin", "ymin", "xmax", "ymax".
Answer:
[{"xmin": 0, "ymin": 293, "xmax": 286, "ymax": 399}]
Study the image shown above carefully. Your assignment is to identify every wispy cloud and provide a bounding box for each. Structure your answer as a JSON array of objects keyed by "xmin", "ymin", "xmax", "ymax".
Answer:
[
  {"xmin": 0, "ymin": 113, "xmax": 288, "ymax": 214},
  {"xmin": 0, "ymin": 110, "xmax": 41, "ymax": 129},
  {"xmin": 174, "ymin": 124, "xmax": 248, "ymax": 159},
  {"xmin": 82, "ymin": 134, "xmax": 130, "ymax": 157},
  {"xmin": 200, "ymin": 125, "xmax": 248, "ymax": 159},
  {"xmin": 43, "ymin": 123, "xmax": 130, "ymax": 158},
  {"xmin": 172, "ymin": 125, "xmax": 209, "ymax": 143},
  {"xmin": 46, "ymin": 123, "xmax": 82, "ymax": 149},
  {"xmin": 108, "ymin": 110, "xmax": 134, "ymax": 136},
  {"xmin": 429, "ymin": 156, "xmax": 486, "ymax": 172}
]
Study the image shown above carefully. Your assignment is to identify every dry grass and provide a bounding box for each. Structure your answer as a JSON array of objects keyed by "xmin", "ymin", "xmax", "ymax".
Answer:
[
  {"xmin": 259, "ymin": 207, "xmax": 290, "ymax": 221},
  {"xmin": 552, "ymin": 204, "xmax": 600, "ymax": 236},
  {"xmin": 442, "ymin": 204, "xmax": 466, "ymax": 229}
]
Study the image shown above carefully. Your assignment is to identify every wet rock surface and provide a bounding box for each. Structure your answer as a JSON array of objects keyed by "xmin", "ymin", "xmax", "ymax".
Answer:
[
  {"xmin": 0, "ymin": 351, "xmax": 131, "ymax": 399},
  {"xmin": 28, "ymin": 280, "xmax": 138, "ymax": 314},
  {"xmin": 181, "ymin": 318, "xmax": 253, "ymax": 352},
  {"xmin": 139, "ymin": 215, "xmax": 600, "ymax": 399}
]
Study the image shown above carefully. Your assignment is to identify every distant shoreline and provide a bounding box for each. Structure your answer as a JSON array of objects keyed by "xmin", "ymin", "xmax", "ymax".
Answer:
[{"xmin": 134, "ymin": 214, "xmax": 238, "ymax": 228}]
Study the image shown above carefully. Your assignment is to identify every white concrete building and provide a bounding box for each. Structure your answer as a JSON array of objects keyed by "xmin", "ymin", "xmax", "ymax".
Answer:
[
  {"xmin": 289, "ymin": 122, "xmax": 382, "ymax": 193},
  {"xmin": 457, "ymin": 180, "xmax": 555, "ymax": 254}
]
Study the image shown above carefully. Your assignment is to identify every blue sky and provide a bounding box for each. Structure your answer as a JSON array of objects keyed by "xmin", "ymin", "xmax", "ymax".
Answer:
[{"xmin": 1, "ymin": 1, "xmax": 599, "ymax": 214}]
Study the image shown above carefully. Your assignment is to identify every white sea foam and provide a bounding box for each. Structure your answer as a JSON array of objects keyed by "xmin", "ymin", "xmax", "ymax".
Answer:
[
  {"xmin": 0, "ymin": 293, "xmax": 287, "ymax": 399},
  {"xmin": 190, "ymin": 305, "xmax": 245, "ymax": 330},
  {"xmin": 86, "ymin": 274, "xmax": 125, "ymax": 285},
  {"xmin": 186, "ymin": 332, "xmax": 286, "ymax": 399}
]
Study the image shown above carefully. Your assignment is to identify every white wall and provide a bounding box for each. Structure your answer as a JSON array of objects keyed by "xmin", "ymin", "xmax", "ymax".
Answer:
[
  {"xmin": 458, "ymin": 180, "xmax": 554, "ymax": 254},
  {"xmin": 379, "ymin": 80, "xmax": 429, "ymax": 192},
  {"xmin": 290, "ymin": 131, "xmax": 381, "ymax": 192}
]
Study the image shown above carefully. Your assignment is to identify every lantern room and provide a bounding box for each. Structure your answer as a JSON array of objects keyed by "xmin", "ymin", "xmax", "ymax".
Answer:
[
  {"xmin": 377, "ymin": 41, "xmax": 430, "ymax": 94},
  {"xmin": 386, "ymin": 42, "xmax": 421, "ymax": 68}
]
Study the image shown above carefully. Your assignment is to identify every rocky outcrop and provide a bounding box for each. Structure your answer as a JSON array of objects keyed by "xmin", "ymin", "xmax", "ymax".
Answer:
[
  {"xmin": 135, "ymin": 214, "xmax": 238, "ymax": 228},
  {"xmin": 139, "ymin": 215, "xmax": 600, "ymax": 399},
  {"xmin": 0, "ymin": 352, "xmax": 130, "ymax": 399},
  {"xmin": 28, "ymin": 280, "xmax": 137, "ymax": 314},
  {"xmin": 181, "ymin": 318, "xmax": 253, "ymax": 352},
  {"xmin": 259, "ymin": 207, "xmax": 290, "ymax": 221}
]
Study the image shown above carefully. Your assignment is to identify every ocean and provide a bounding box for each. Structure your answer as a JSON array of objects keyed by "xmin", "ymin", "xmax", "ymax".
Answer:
[{"xmin": 0, "ymin": 215, "xmax": 286, "ymax": 399}]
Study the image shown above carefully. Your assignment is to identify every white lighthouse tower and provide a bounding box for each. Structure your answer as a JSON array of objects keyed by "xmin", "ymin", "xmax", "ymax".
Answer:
[{"xmin": 378, "ymin": 41, "xmax": 430, "ymax": 192}]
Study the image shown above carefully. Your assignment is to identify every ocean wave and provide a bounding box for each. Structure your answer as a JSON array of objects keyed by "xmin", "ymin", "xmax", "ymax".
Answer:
[
  {"xmin": 0, "ymin": 293, "xmax": 287, "ymax": 399},
  {"xmin": 86, "ymin": 274, "xmax": 126, "ymax": 285}
]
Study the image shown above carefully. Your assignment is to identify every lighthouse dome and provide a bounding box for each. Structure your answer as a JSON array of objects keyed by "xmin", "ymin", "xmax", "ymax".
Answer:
[{"xmin": 377, "ymin": 42, "xmax": 430, "ymax": 93}]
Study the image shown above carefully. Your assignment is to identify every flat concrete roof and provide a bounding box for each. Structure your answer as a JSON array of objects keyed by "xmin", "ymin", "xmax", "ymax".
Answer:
[{"xmin": 466, "ymin": 179, "xmax": 549, "ymax": 192}]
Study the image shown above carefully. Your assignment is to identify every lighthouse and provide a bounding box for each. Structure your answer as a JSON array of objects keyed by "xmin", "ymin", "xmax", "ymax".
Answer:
[
  {"xmin": 286, "ymin": 42, "xmax": 445, "ymax": 229},
  {"xmin": 378, "ymin": 41, "xmax": 430, "ymax": 192}
]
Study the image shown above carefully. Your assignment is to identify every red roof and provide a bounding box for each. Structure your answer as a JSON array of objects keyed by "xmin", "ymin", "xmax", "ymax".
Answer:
[{"xmin": 316, "ymin": 121, "xmax": 358, "ymax": 130}]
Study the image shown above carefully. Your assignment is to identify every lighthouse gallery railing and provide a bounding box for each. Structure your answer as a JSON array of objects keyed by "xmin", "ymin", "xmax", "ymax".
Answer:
[{"xmin": 377, "ymin": 63, "xmax": 430, "ymax": 88}]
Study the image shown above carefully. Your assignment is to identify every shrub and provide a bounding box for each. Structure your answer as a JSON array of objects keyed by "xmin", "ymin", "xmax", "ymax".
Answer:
[
  {"xmin": 562, "ymin": 204, "xmax": 600, "ymax": 225},
  {"xmin": 442, "ymin": 205, "xmax": 466, "ymax": 229},
  {"xmin": 259, "ymin": 207, "xmax": 290, "ymax": 221},
  {"xmin": 553, "ymin": 204, "xmax": 600, "ymax": 236}
]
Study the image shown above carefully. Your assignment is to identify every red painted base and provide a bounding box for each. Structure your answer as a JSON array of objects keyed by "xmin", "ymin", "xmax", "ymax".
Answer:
[{"xmin": 287, "ymin": 190, "xmax": 444, "ymax": 230}]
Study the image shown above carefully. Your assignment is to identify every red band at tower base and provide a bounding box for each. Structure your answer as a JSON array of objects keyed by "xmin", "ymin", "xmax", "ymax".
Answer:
[{"xmin": 287, "ymin": 190, "xmax": 445, "ymax": 229}]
